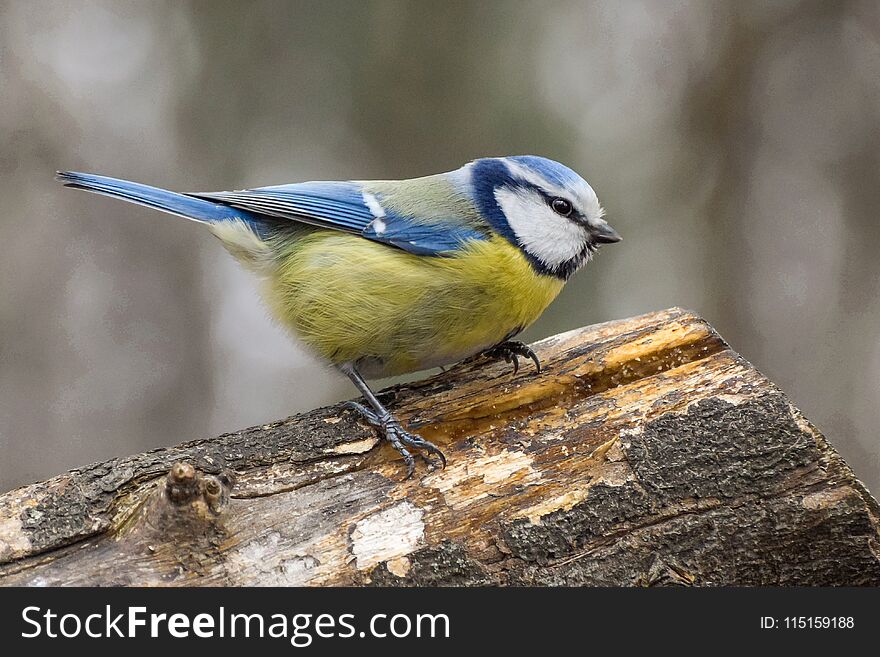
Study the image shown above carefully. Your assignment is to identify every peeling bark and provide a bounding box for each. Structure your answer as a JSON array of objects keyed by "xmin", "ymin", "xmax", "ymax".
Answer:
[{"xmin": 1, "ymin": 308, "xmax": 878, "ymax": 586}]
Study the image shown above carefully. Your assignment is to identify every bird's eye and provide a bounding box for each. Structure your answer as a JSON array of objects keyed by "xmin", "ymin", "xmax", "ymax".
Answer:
[{"xmin": 551, "ymin": 197, "xmax": 573, "ymax": 217}]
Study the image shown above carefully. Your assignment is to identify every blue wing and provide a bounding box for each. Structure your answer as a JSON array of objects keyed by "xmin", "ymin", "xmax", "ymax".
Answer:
[
  {"xmin": 193, "ymin": 182, "xmax": 372, "ymax": 233},
  {"xmin": 190, "ymin": 182, "xmax": 485, "ymax": 256}
]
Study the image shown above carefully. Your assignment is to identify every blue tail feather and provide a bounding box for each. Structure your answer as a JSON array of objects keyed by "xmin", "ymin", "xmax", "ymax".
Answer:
[{"xmin": 56, "ymin": 171, "xmax": 258, "ymax": 225}]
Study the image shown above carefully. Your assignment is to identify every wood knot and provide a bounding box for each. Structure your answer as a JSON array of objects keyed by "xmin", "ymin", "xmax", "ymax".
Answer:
[
  {"xmin": 119, "ymin": 462, "xmax": 234, "ymax": 542},
  {"xmin": 166, "ymin": 462, "xmax": 198, "ymax": 504},
  {"xmin": 164, "ymin": 461, "xmax": 231, "ymax": 513}
]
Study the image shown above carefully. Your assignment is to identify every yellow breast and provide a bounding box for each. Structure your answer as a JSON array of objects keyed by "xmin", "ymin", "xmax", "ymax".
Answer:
[{"xmin": 261, "ymin": 230, "xmax": 564, "ymax": 377}]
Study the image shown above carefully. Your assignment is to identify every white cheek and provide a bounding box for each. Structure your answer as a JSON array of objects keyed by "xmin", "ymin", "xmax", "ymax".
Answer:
[{"xmin": 494, "ymin": 187, "xmax": 588, "ymax": 268}]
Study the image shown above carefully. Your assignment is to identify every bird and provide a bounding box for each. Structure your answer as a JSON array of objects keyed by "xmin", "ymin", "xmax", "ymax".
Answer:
[{"xmin": 57, "ymin": 156, "xmax": 621, "ymax": 478}]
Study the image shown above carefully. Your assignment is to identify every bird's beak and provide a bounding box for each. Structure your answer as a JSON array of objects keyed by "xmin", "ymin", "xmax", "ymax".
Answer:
[{"xmin": 593, "ymin": 223, "xmax": 622, "ymax": 244}]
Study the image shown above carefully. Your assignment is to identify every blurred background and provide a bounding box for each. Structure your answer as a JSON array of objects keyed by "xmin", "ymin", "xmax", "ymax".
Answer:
[{"xmin": 1, "ymin": 0, "xmax": 878, "ymax": 494}]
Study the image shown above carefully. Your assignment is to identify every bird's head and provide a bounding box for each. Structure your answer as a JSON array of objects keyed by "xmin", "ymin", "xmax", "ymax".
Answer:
[{"xmin": 465, "ymin": 155, "xmax": 620, "ymax": 279}]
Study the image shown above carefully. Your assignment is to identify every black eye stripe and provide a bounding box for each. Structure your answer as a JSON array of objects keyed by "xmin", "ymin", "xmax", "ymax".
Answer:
[
  {"xmin": 511, "ymin": 183, "xmax": 589, "ymax": 224},
  {"xmin": 546, "ymin": 194, "xmax": 588, "ymax": 224}
]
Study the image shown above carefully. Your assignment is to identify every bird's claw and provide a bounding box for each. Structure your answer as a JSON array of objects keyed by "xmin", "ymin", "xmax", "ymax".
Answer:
[
  {"xmin": 344, "ymin": 401, "xmax": 446, "ymax": 478},
  {"xmin": 343, "ymin": 400, "xmax": 380, "ymax": 424},
  {"xmin": 483, "ymin": 341, "xmax": 541, "ymax": 375}
]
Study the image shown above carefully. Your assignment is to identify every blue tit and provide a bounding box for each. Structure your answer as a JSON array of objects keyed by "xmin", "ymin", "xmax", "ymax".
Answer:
[{"xmin": 57, "ymin": 156, "xmax": 620, "ymax": 477}]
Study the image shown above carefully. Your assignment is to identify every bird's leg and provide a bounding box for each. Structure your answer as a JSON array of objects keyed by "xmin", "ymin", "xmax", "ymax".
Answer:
[
  {"xmin": 482, "ymin": 341, "xmax": 542, "ymax": 375},
  {"xmin": 340, "ymin": 363, "xmax": 446, "ymax": 479}
]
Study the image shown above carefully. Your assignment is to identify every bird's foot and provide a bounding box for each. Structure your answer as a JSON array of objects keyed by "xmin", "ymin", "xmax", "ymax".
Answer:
[
  {"xmin": 344, "ymin": 401, "xmax": 446, "ymax": 479},
  {"xmin": 483, "ymin": 340, "xmax": 541, "ymax": 375}
]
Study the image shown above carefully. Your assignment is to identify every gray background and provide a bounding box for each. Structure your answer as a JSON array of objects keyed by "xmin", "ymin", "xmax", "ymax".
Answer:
[{"xmin": 1, "ymin": 0, "xmax": 878, "ymax": 495}]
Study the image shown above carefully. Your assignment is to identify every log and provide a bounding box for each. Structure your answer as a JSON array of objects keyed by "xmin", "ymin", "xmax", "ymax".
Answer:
[{"xmin": 1, "ymin": 307, "xmax": 878, "ymax": 586}]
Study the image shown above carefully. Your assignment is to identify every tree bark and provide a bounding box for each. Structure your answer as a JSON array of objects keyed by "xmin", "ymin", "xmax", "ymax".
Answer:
[{"xmin": 1, "ymin": 307, "xmax": 878, "ymax": 586}]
